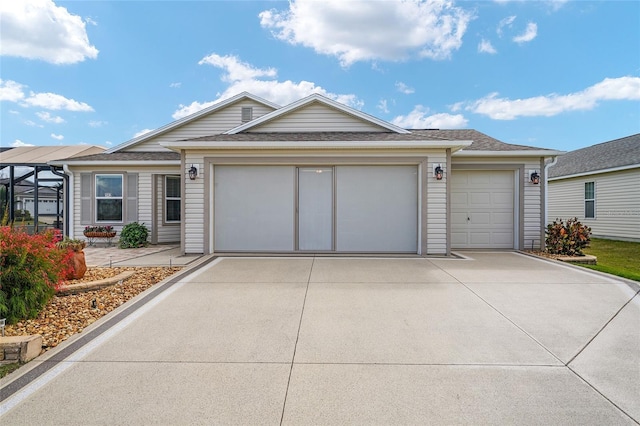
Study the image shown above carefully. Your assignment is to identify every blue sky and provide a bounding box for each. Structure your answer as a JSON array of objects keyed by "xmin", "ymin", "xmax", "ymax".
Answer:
[{"xmin": 1, "ymin": 0, "xmax": 639, "ymax": 152}]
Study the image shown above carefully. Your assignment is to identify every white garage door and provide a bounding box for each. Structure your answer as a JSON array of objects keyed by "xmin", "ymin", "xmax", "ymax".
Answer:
[
  {"xmin": 336, "ymin": 166, "xmax": 418, "ymax": 252},
  {"xmin": 214, "ymin": 166, "xmax": 295, "ymax": 251},
  {"xmin": 451, "ymin": 170, "xmax": 514, "ymax": 249},
  {"xmin": 213, "ymin": 165, "xmax": 418, "ymax": 253}
]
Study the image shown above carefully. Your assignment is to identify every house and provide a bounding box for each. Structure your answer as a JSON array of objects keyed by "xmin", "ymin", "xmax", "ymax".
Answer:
[
  {"xmin": 50, "ymin": 92, "xmax": 562, "ymax": 255},
  {"xmin": 548, "ymin": 133, "xmax": 640, "ymax": 242}
]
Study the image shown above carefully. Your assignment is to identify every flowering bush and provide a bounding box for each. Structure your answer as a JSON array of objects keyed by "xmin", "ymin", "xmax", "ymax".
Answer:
[{"xmin": 0, "ymin": 227, "xmax": 73, "ymax": 324}]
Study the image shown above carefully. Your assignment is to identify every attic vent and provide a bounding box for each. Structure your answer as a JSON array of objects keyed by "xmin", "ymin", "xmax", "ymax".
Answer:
[{"xmin": 241, "ymin": 107, "xmax": 253, "ymax": 123}]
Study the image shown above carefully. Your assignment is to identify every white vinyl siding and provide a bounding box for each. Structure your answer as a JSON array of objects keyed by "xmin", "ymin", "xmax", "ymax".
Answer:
[
  {"xmin": 214, "ymin": 166, "xmax": 295, "ymax": 251},
  {"xmin": 127, "ymin": 100, "xmax": 276, "ymax": 152},
  {"xmin": 548, "ymin": 169, "xmax": 640, "ymax": 241},
  {"xmin": 335, "ymin": 166, "xmax": 418, "ymax": 252},
  {"xmin": 522, "ymin": 162, "xmax": 542, "ymax": 250},
  {"xmin": 70, "ymin": 166, "xmax": 179, "ymax": 242},
  {"xmin": 249, "ymin": 103, "xmax": 387, "ymax": 133},
  {"xmin": 427, "ymin": 155, "xmax": 447, "ymax": 254}
]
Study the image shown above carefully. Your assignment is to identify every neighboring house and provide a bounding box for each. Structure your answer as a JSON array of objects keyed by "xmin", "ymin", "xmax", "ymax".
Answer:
[
  {"xmin": 548, "ymin": 133, "xmax": 640, "ymax": 242},
  {"xmin": 51, "ymin": 92, "xmax": 561, "ymax": 255}
]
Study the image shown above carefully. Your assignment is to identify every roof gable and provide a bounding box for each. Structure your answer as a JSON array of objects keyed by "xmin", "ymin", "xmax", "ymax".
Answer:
[
  {"xmin": 226, "ymin": 93, "xmax": 410, "ymax": 135},
  {"xmin": 106, "ymin": 92, "xmax": 280, "ymax": 153},
  {"xmin": 549, "ymin": 133, "xmax": 640, "ymax": 178}
]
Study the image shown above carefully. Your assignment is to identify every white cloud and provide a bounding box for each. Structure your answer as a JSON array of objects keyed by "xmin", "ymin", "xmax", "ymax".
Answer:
[
  {"xmin": 11, "ymin": 139, "xmax": 34, "ymax": 147},
  {"xmin": 105, "ymin": 141, "xmax": 113, "ymax": 146},
  {"xmin": 392, "ymin": 105, "xmax": 468, "ymax": 129},
  {"xmin": 134, "ymin": 128, "xmax": 153, "ymax": 138},
  {"xmin": 169, "ymin": 82, "xmax": 182, "ymax": 88},
  {"xmin": 378, "ymin": 99, "xmax": 390, "ymax": 114},
  {"xmin": 9, "ymin": 110, "xmax": 20, "ymax": 115},
  {"xmin": 513, "ymin": 22, "xmax": 537, "ymax": 43},
  {"xmin": 478, "ymin": 39, "xmax": 497, "ymax": 54},
  {"xmin": 22, "ymin": 92, "xmax": 94, "ymax": 111},
  {"xmin": 463, "ymin": 76, "xmax": 640, "ymax": 120},
  {"xmin": 88, "ymin": 120, "xmax": 107, "ymax": 127},
  {"xmin": 395, "ymin": 82, "xmax": 415, "ymax": 94},
  {"xmin": 51, "ymin": 133, "xmax": 64, "ymax": 140},
  {"xmin": 259, "ymin": 0, "xmax": 474, "ymax": 66},
  {"xmin": 199, "ymin": 54, "xmax": 277, "ymax": 82},
  {"xmin": 37, "ymin": 111, "xmax": 65, "ymax": 123},
  {"xmin": 173, "ymin": 53, "xmax": 362, "ymax": 119},
  {"xmin": 1, "ymin": 79, "xmax": 93, "ymax": 112},
  {"xmin": 24, "ymin": 120, "xmax": 43, "ymax": 128},
  {"xmin": 85, "ymin": 17, "xmax": 98, "ymax": 26},
  {"xmin": 0, "ymin": 79, "xmax": 25, "ymax": 102},
  {"xmin": 0, "ymin": 0, "xmax": 99, "ymax": 64},
  {"xmin": 496, "ymin": 15, "xmax": 516, "ymax": 36}
]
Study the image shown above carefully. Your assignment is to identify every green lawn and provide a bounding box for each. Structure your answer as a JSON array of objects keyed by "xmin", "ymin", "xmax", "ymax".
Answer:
[{"xmin": 582, "ymin": 238, "xmax": 640, "ymax": 282}]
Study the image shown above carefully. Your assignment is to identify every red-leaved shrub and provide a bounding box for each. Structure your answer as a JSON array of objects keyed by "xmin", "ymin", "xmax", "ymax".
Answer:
[
  {"xmin": 0, "ymin": 227, "xmax": 73, "ymax": 323},
  {"xmin": 545, "ymin": 217, "xmax": 591, "ymax": 256}
]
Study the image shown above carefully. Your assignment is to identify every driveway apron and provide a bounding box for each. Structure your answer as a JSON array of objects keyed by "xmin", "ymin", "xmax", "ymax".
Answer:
[{"xmin": 1, "ymin": 253, "xmax": 638, "ymax": 425}]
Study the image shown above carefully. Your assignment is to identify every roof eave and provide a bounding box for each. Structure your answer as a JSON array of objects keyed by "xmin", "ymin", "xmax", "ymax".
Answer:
[
  {"xmin": 49, "ymin": 160, "xmax": 181, "ymax": 166},
  {"xmin": 549, "ymin": 163, "xmax": 640, "ymax": 181},
  {"xmin": 160, "ymin": 140, "xmax": 472, "ymax": 151},
  {"xmin": 453, "ymin": 149, "xmax": 564, "ymax": 157}
]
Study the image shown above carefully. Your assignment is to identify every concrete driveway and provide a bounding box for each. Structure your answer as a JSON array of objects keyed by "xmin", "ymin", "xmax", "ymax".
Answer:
[{"xmin": 1, "ymin": 252, "xmax": 638, "ymax": 425}]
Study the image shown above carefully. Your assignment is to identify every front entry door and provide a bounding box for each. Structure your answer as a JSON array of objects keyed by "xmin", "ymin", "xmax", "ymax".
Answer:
[{"xmin": 298, "ymin": 167, "xmax": 333, "ymax": 251}]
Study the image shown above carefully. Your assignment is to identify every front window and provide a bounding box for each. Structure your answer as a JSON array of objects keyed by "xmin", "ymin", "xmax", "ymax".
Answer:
[
  {"xmin": 585, "ymin": 182, "xmax": 595, "ymax": 219},
  {"xmin": 165, "ymin": 175, "xmax": 181, "ymax": 222},
  {"xmin": 96, "ymin": 174, "xmax": 123, "ymax": 222}
]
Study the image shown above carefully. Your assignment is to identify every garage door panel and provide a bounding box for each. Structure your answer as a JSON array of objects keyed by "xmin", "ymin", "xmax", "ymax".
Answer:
[
  {"xmin": 336, "ymin": 166, "xmax": 417, "ymax": 252},
  {"xmin": 452, "ymin": 170, "xmax": 514, "ymax": 249},
  {"xmin": 214, "ymin": 166, "xmax": 295, "ymax": 251},
  {"xmin": 470, "ymin": 193, "xmax": 491, "ymax": 206}
]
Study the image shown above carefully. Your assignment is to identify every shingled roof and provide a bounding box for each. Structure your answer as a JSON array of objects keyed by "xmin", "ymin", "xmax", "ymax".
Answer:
[
  {"xmin": 184, "ymin": 129, "xmax": 547, "ymax": 151},
  {"xmin": 548, "ymin": 133, "xmax": 640, "ymax": 178},
  {"xmin": 50, "ymin": 151, "xmax": 180, "ymax": 163}
]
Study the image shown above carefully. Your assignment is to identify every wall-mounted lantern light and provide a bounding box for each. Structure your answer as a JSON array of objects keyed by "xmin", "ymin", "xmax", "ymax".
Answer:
[
  {"xmin": 530, "ymin": 170, "xmax": 540, "ymax": 185},
  {"xmin": 188, "ymin": 165, "xmax": 198, "ymax": 180},
  {"xmin": 434, "ymin": 164, "xmax": 444, "ymax": 180}
]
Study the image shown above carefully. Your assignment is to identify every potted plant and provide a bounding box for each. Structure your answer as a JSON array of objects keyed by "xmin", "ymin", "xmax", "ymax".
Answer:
[
  {"xmin": 83, "ymin": 225, "xmax": 116, "ymax": 238},
  {"xmin": 56, "ymin": 237, "xmax": 87, "ymax": 279}
]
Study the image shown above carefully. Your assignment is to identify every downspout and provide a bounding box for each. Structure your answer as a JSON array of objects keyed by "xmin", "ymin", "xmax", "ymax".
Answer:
[
  {"xmin": 543, "ymin": 156, "xmax": 559, "ymax": 227},
  {"xmin": 50, "ymin": 165, "xmax": 70, "ymax": 237}
]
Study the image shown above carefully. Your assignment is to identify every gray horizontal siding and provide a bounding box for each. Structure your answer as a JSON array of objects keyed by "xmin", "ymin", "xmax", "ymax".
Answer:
[
  {"xmin": 548, "ymin": 169, "xmax": 640, "ymax": 240},
  {"xmin": 128, "ymin": 100, "xmax": 276, "ymax": 152},
  {"xmin": 250, "ymin": 103, "xmax": 386, "ymax": 133}
]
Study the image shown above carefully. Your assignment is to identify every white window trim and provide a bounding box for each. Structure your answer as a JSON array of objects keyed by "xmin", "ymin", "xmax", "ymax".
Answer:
[
  {"xmin": 95, "ymin": 173, "xmax": 124, "ymax": 223},
  {"xmin": 585, "ymin": 181, "xmax": 595, "ymax": 219},
  {"xmin": 164, "ymin": 175, "xmax": 181, "ymax": 223}
]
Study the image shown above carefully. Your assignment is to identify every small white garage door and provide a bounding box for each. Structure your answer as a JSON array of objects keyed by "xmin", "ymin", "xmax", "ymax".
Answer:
[{"xmin": 451, "ymin": 170, "xmax": 514, "ymax": 249}]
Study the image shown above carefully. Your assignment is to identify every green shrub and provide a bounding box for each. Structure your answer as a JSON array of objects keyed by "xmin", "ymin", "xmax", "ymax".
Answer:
[
  {"xmin": 545, "ymin": 217, "xmax": 591, "ymax": 256},
  {"xmin": 0, "ymin": 227, "xmax": 72, "ymax": 324},
  {"xmin": 119, "ymin": 222, "xmax": 149, "ymax": 248}
]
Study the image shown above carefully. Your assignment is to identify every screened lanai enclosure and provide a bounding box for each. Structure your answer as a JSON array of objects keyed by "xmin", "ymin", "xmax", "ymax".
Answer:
[{"xmin": 0, "ymin": 146, "xmax": 105, "ymax": 235}]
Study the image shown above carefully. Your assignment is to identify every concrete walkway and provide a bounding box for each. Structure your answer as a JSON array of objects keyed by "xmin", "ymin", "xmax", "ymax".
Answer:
[
  {"xmin": 83, "ymin": 244, "xmax": 200, "ymax": 267},
  {"xmin": 1, "ymin": 252, "xmax": 638, "ymax": 424}
]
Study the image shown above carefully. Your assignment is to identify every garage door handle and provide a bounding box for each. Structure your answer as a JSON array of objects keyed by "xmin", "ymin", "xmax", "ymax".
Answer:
[{"xmin": 467, "ymin": 217, "xmax": 470, "ymax": 221}]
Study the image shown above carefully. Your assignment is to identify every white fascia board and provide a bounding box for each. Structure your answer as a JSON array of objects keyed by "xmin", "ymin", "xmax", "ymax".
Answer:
[
  {"xmin": 160, "ymin": 140, "xmax": 471, "ymax": 150},
  {"xmin": 105, "ymin": 92, "xmax": 281, "ymax": 154},
  {"xmin": 226, "ymin": 93, "xmax": 410, "ymax": 135},
  {"xmin": 548, "ymin": 164, "xmax": 640, "ymax": 181},
  {"xmin": 453, "ymin": 149, "xmax": 564, "ymax": 157},
  {"xmin": 49, "ymin": 160, "xmax": 180, "ymax": 166}
]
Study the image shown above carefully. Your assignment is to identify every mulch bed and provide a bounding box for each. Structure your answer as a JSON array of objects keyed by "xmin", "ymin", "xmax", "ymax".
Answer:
[{"xmin": 4, "ymin": 267, "xmax": 182, "ymax": 353}]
